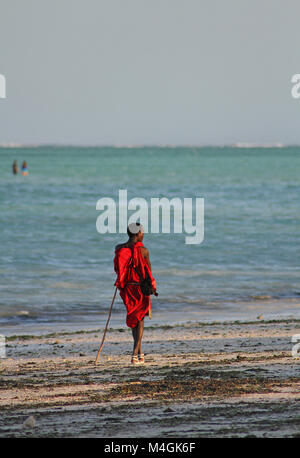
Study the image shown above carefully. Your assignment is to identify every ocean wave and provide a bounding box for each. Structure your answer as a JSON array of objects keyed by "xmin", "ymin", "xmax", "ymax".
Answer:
[
  {"xmin": 156, "ymin": 268, "xmax": 232, "ymax": 277},
  {"xmin": 50, "ymin": 282, "xmax": 90, "ymax": 290}
]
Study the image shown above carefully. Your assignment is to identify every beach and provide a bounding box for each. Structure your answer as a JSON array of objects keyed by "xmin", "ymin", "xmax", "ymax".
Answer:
[
  {"xmin": 2, "ymin": 0, "xmax": 300, "ymax": 442},
  {"xmin": 1, "ymin": 317, "xmax": 299, "ymax": 438},
  {"xmin": 1, "ymin": 145, "xmax": 300, "ymax": 438}
]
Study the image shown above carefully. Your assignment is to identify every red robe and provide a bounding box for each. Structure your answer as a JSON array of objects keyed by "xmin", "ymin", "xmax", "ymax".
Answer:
[{"xmin": 114, "ymin": 241, "xmax": 156, "ymax": 328}]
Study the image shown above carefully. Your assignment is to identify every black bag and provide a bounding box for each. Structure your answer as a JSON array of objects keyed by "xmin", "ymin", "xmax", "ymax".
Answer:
[
  {"xmin": 134, "ymin": 267, "xmax": 155, "ymax": 296},
  {"xmin": 130, "ymin": 247, "xmax": 157, "ymax": 297}
]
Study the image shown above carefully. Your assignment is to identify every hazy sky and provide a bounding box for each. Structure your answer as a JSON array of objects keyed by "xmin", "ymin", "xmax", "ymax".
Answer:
[{"xmin": 1, "ymin": 0, "xmax": 300, "ymax": 145}]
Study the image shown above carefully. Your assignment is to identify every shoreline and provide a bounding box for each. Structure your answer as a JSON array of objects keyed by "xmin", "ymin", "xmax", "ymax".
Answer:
[
  {"xmin": 0, "ymin": 318, "xmax": 299, "ymax": 437},
  {"xmin": 2, "ymin": 295, "xmax": 300, "ymax": 337}
]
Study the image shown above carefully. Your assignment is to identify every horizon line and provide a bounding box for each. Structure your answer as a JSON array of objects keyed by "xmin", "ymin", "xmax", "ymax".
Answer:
[{"xmin": 0, "ymin": 141, "xmax": 297, "ymax": 149}]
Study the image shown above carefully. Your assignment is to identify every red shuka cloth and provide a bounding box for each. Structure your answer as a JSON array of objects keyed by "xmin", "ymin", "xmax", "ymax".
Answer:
[{"xmin": 114, "ymin": 241, "xmax": 156, "ymax": 328}]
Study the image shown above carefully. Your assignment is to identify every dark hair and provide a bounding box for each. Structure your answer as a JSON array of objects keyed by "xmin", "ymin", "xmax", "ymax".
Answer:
[{"xmin": 127, "ymin": 222, "xmax": 141, "ymax": 238}]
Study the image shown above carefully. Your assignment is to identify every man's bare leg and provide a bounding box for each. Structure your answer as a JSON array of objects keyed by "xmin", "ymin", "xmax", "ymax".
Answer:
[{"xmin": 132, "ymin": 318, "xmax": 144, "ymax": 357}]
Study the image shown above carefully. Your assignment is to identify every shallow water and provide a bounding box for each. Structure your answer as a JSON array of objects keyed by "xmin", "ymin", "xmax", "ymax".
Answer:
[{"xmin": 1, "ymin": 145, "xmax": 300, "ymax": 328}]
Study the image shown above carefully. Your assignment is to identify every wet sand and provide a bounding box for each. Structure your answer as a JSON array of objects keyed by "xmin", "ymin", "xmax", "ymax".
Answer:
[{"xmin": 0, "ymin": 318, "xmax": 300, "ymax": 437}]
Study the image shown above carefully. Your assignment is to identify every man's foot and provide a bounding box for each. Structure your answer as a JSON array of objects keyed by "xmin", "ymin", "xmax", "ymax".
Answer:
[
  {"xmin": 138, "ymin": 353, "xmax": 145, "ymax": 364},
  {"xmin": 131, "ymin": 355, "xmax": 139, "ymax": 365}
]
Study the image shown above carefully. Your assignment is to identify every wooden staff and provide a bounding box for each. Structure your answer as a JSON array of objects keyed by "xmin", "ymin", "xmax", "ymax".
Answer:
[{"xmin": 95, "ymin": 286, "xmax": 118, "ymax": 365}]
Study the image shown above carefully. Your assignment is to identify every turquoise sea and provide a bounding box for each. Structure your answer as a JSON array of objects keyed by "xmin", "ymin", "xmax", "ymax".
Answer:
[{"xmin": 1, "ymin": 145, "xmax": 300, "ymax": 331}]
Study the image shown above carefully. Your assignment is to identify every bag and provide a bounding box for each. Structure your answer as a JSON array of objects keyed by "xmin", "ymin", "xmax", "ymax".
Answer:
[
  {"xmin": 135, "ymin": 268, "xmax": 155, "ymax": 296},
  {"xmin": 129, "ymin": 247, "xmax": 157, "ymax": 297}
]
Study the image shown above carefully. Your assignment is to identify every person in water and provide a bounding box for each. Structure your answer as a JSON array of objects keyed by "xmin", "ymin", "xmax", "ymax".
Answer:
[
  {"xmin": 12, "ymin": 160, "xmax": 18, "ymax": 175},
  {"xmin": 114, "ymin": 222, "xmax": 156, "ymax": 365},
  {"xmin": 21, "ymin": 161, "xmax": 28, "ymax": 176}
]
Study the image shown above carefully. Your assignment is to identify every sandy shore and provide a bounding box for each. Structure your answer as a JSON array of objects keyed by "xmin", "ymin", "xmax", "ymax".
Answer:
[{"xmin": 0, "ymin": 318, "xmax": 300, "ymax": 437}]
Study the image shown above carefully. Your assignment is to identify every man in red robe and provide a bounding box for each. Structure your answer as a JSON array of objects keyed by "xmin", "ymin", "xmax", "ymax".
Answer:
[{"xmin": 114, "ymin": 222, "xmax": 157, "ymax": 364}]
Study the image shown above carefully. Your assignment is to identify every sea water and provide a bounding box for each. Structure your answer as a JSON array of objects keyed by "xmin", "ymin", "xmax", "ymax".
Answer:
[{"xmin": 1, "ymin": 145, "xmax": 300, "ymax": 330}]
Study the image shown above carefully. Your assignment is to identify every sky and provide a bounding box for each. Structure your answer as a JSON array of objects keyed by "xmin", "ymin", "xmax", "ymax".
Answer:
[{"xmin": 1, "ymin": 0, "xmax": 300, "ymax": 146}]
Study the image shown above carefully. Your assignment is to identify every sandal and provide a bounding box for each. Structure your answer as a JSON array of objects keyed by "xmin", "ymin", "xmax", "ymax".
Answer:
[
  {"xmin": 131, "ymin": 355, "xmax": 139, "ymax": 365},
  {"xmin": 138, "ymin": 353, "xmax": 145, "ymax": 364}
]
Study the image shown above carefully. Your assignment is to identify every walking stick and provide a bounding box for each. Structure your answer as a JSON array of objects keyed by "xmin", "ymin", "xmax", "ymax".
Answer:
[{"xmin": 95, "ymin": 286, "xmax": 118, "ymax": 365}]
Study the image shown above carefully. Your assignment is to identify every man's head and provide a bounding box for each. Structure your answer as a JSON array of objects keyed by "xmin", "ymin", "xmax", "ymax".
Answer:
[{"xmin": 127, "ymin": 222, "xmax": 144, "ymax": 242}]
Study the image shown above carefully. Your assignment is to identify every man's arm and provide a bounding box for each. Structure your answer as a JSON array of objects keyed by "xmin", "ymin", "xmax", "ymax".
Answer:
[
  {"xmin": 141, "ymin": 246, "xmax": 157, "ymax": 295},
  {"xmin": 141, "ymin": 246, "xmax": 151, "ymax": 271}
]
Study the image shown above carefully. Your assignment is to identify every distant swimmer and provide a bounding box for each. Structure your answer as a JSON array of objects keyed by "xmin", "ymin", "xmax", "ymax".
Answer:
[
  {"xmin": 21, "ymin": 161, "xmax": 28, "ymax": 176},
  {"xmin": 12, "ymin": 160, "xmax": 18, "ymax": 175}
]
